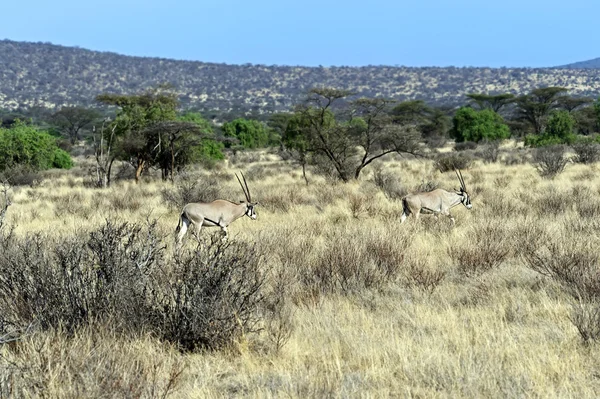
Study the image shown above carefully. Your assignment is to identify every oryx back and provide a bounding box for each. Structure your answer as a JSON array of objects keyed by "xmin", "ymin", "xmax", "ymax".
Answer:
[{"xmin": 182, "ymin": 200, "xmax": 246, "ymax": 227}]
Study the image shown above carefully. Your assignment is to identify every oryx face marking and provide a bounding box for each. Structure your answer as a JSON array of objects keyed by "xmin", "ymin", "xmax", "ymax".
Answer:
[{"xmin": 400, "ymin": 169, "xmax": 472, "ymax": 225}]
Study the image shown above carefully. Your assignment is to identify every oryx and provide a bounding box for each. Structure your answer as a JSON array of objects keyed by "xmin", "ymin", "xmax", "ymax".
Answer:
[
  {"xmin": 175, "ymin": 172, "xmax": 258, "ymax": 245},
  {"xmin": 400, "ymin": 169, "xmax": 472, "ymax": 225}
]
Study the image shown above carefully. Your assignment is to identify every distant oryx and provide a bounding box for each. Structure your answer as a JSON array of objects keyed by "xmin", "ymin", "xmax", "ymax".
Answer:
[
  {"xmin": 400, "ymin": 169, "xmax": 472, "ymax": 225},
  {"xmin": 175, "ymin": 172, "xmax": 258, "ymax": 245}
]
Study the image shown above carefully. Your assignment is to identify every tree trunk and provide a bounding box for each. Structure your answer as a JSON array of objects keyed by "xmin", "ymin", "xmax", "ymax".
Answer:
[
  {"xmin": 302, "ymin": 162, "xmax": 309, "ymax": 186},
  {"xmin": 135, "ymin": 159, "xmax": 145, "ymax": 184}
]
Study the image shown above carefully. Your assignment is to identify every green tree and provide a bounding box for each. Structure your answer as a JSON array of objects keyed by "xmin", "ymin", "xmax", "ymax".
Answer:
[
  {"xmin": 0, "ymin": 121, "xmax": 73, "ymax": 172},
  {"xmin": 525, "ymin": 110, "xmax": 576, "ymax": 147},
  {"xmin": 177, "ymin": 112, "xmax": 224, "ymax": 163},
  {"xmin": 96, "ymin": 87, "xmax": 178, "ymax": 182},
  {"xmin": 221, "ymin": 118, "xmax": 270, "ymax": 149},
  {"xmin": 450, "ymin": 107, "xmax": 510, "ymax": 143}
]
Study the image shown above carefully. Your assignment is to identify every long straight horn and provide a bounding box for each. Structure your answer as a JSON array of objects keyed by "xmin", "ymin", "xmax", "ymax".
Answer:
[
  {"xmin": 241, "ymin": 171, "xmax": 252, "ymax": 202},
  {"xmin": 456, "ymin": 169, "xmax": 466, "ymax": 191},
  {"xmin": 236, "ymin": 173, "xmax": 250, "ymax": 202}
]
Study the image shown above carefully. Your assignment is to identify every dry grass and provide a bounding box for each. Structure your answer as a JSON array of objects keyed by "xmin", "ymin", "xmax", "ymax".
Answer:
[{"xmin": 3, "ymin": 154, "xmax": 600, "ymax": 397}]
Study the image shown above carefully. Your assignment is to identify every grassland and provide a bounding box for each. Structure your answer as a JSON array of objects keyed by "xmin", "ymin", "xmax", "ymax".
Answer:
[{"xmin": 2, "ymin": 148, "xmax": 600, "ymax": 398}]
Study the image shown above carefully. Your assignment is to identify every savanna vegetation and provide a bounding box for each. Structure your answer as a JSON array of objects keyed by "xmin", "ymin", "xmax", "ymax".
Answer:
[{"xmin": 3, "ymin": 82, "xmax": 600, "ymax": 397}]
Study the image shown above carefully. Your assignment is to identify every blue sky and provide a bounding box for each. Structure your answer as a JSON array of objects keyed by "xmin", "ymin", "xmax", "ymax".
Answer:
[{"xmin": 1, "ymin": 0, "xmax": 597, "ymax": 67}]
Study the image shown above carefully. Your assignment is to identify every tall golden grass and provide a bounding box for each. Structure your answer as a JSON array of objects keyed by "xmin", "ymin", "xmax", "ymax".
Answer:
[{"xmin": 3, "ymin": 152, "xmax": 600, "ymax": 397}]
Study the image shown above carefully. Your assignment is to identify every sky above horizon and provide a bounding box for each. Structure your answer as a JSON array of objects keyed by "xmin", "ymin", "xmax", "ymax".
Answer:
[{"xmin": 2, "ymin": 0, "xmax": 597, "ymax": 68}]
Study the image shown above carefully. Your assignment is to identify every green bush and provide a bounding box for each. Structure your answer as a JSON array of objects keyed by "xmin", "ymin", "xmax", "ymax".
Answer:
[
  {"xmin": 450, "ymin": 107, "xmax": 510, "ymax": 143},
  {"xmin": 222, "ymin": 118, "xmax": 271, "ymax": 149},
  {"xmin": 525, "ymin": 110, "xmax": 577, "ymax": 147},
  {"xmin": 52, "ymin": 149, "xmax": 74, "ymax": 169},
  {"xmin": 0, "ymin": 121, "xmax": 74, "ymax": 171}
]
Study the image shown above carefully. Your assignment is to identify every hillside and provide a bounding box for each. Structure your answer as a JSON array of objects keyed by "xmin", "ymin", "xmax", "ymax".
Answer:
[
  {"xmin": 556, "ymin": 57, "xmax": 600, "ymax": 69},
  {"xmin": 1, "ymin": 39, "xmax": 600, "ymax": 113}
]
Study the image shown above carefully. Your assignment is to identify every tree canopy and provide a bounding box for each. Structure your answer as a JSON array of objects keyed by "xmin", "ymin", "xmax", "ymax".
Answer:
[
  {"xmin": 450, "ymin": 107, "xmax": 510, "ymax": 142},
  {"xmin": 0, "ymin": 121, "xmax": 73, "ymax": 172}
]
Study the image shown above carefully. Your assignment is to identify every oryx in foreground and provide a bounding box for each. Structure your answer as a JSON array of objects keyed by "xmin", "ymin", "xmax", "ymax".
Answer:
[
  {"xmin": 175, "ymin": 172, "xmax": 258, "ymax": 245},
  {"xmin": 400, "ymin": 169, "xmax": 472, "ymax": 225}
]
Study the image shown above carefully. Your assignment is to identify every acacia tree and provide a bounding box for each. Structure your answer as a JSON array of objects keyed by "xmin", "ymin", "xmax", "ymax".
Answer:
[
  {"xmin": 285, "ymin": 88, "xmax": 420, "ymax": 182},
  {"xmin": 390, "ymin": 100, "xmax": 450, "ymax": 142},
  {"xmin": 96, "ymin": 88, "xmax": 178, "ymax": 183},
  {"xmin": 514, "ymin": 87, "xmax": 568, "ymax": 135},
  {"xmin": 142, "ymin": 121, "xmax": 206, "ymax": 181},
  {"xmin": 466, "ymin": 93, "xmax": 515, "ymax": 113},
  {"xmin": 50, "ymin": 106, "xmax": 101, "ymax": 144},
  {"xmin": 92, "ymin": 117, "xmax": 118, "ymax": 188}
]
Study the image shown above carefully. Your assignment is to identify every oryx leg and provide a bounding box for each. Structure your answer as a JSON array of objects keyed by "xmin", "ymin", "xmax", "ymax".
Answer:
[
  {"xmin": 176, "ymin": 215, "xmax": 191, "ymax": 245},
  {"xmin": 401, "ymin": 212, "xmax": 408, "ymax": 224},
  {"xmin": 217, "ymin": 220, "xmax": 228, "ymax": 241},
  {"xmin": 440, "ymin": 210, "xmax": 455, "ymax": 225},
  {"xmin": 191, "ymin": 220, "xmax": 203, "ymax": 239}
]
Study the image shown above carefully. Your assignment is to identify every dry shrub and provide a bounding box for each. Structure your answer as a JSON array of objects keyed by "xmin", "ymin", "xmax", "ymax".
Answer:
[
  {"xmin": 298, "ymin": 229, "xmax": 409, "ymax": 299},
  {"xmin": 571, "ymin": 185, "xmax": 600, "ymax": 218},
  {"xmin": 263, "ymin": 267, "xmax": 295, "ymax": 353},
  {"xmin": 533, "ymin": 145, "xmax": 568, "ymax": 179},
  {"xmin": 523, "ymin": 235, "xmax": 600, "ymax": 343},
  {"xmin": 372, "ymin": 165, "xmax": 407, "ymax": 200},
  {"xmin": 484, "ymin": 192, "xmax": 522, "ymax": 218},
  {"xmin": 571, "ymin": 301, "xmax": 600, "ymax": 344},
  {"xmin": 260, "ymin": 186, "xmax": 311, "ymax": 213},
  {"xmin": 164, "ymin": 237, "xmax": 267, "ymax": 351},
  {"xmin": 533, "ymin": 187, "xmax": 569, "ymax": 216},
  {"xmin": 0, "ymin": 327, "xmax": 185, "ymax": 398},
  {"xmin": 414, "ymin": 179, "xmax": 439, "ymax": 193},
  {"xmin": 109, "ymin": 187, "xmax": 144, "ymax": 212},
  {"xmin": 523, "ymin": 238, "xmax": 600, "ymax": 300},
  {"xmin": 53, "ymin": 192, "xmax": 87, "ymax": 217},
  {"xmin": 479, "ymin": 140, "xmax": 501, "ymax": 163},
  {"xmin": 0, "ymin": 220, "xmax": 271, "ymax": 352},
  {"xmin": 572, "ymin": 141, "xmax": 600, "ymax": 164},
  {"xmin": 403, "ymin": 257, "xmax": 446, "ymax": 294},
  {"xmin": 450, "ymin": 221, "xmax": 511, "ymax": 277},
  {"xmin": 0, "ymin": 165, "xmax": 44, "ymax": 187},
  {"xmin": 435, "ymin": 154, "xmax": 472, "ymax": 173},
  {"xmin": 161, "ymin": 174, "xmax": 222, "ymax": 211},
  {"xmin": 454, "ymin": 141, "xmax": 477, "ymax": 151},
  {"xmin": 502, "ymin": 152, "xmax": 527, "ymax": 166}
]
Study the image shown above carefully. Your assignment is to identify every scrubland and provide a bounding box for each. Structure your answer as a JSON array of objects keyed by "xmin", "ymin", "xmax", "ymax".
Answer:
[{"xmin": 2, "ymin": 147, "xmax": 600, "ymax": 398}]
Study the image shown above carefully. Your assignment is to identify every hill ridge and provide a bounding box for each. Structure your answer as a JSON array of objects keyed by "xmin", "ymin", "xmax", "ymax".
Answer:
[{"xmin": 1, "ymin": 39, "xmax": 600, "ymax": 112}]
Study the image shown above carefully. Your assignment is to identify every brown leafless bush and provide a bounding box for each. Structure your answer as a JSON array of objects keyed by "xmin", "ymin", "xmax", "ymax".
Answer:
[
  {"xmin": 450, "ymin": 222, "xmax": 511, "ymax": 277},
  {"xmin": 481, "ymin": 140, "xmax": 500, "ymax": 162},
  {"xmin": 403, "ymin": 258, "xmax": 446, "ymax": 294},
  {"xmin": 572, "ymin": 141, "xmax": 600, "ymax": 164},
  {"xmin": 0, "ymin": 326, "xmax": 185, "ymax": 398},
  {"xmin": 533, "ymin": 145, "xmax": 569, "ymax": 179},
  {"xmin": 161, "ymin": 237, "xmax": 267, "ymax": 351},
  {"xmin": 571, "ymin": 185, "xmax": 600, "ymax": 218},
  {"xmin": 523, "ymin": 239, "xmax": 600, "ymax": 301},
  {"xmin": 161, "ymin": 174, "xmax": 222, "ymax": 211},
  {"xmin": 454, "ymin": 141, "xmax": 477, "ymax": 151},
  {"xmin": 298, "ymin": 230, "xmax": 409, "ymax": 299},
  {"xmin": 571, "ymin": 301, "xmax": 600, "ymax": 344},
  {"xmin": 435, "ymin": 154, "xmax": 472, "ymax": 173},
  {"xmin": 533, "ymin": 187, "xmax": 569, "ymax": 216},
  {"xmin": 372, "ymin": 165, "xmax": 407, "ymax": 201},
  {"xmin": 0, "ymin": 220, "xmax": 271, "ymax": 352}
]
